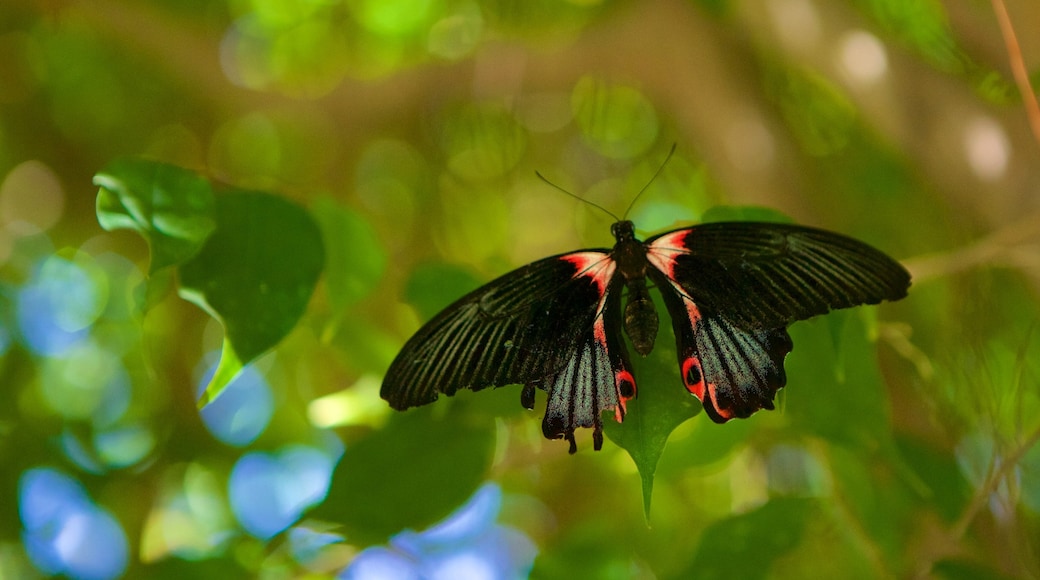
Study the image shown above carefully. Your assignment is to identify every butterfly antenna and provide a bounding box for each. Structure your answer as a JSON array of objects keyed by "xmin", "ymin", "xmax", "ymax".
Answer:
[
  {"xmin": 535, "ymin": 170, "xmax": 621, "ymax": 223},
  {"xmin": 621, "ymin": 142, "xmax": 677, "ymax": 220}
]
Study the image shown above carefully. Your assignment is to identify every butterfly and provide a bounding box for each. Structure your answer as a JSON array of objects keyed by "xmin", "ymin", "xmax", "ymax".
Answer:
[{"xmin": 381, "ymin": 218, "xmax": 910, "ymax": 453}]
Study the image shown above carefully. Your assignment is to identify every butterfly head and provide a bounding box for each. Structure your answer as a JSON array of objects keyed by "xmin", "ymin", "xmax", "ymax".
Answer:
[{"xmin": 611, "ymin": 220, "xmax": 636, "ymax": 242}]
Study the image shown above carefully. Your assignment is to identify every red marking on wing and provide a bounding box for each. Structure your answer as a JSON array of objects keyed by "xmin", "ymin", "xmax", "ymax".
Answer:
[
  {"xmin": 682, "ymin": 357, "xmax": 705, "ymax": 399},
  {"xmin": 646, "ymin": 237, "xmax": 701, "ymax": 325},
  {"xmin": 645, "ymin": 230, "xmax": 691, "ymax": 279},
  {"xmin": 614, "ymin": 369, "xmax": 637, "ymax": 422},
  {"xmin": 562, "ymin": 252, "xmax": 615, "ymax": 294},
  {"xmin": 706, "ymin": 382, "xmax": 733, "ymax": 421},
  {"xmin": 564, "ymin": 252, "xmax": 616, "ymax": 346}
]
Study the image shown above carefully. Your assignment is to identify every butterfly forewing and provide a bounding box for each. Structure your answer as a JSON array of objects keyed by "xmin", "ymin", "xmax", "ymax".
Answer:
[
  {"xmin": 382, "ymin": 250, "xmax": 637, "ymax": 451},
  {"xmin": 646, "ymin": 222, "xmax": 910, "ymax": 330}
]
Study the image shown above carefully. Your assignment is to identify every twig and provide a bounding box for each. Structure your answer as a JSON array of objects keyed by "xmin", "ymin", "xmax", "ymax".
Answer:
[
  {"xmin": 991, "ymin": 0, "xmax": 1040, "ymax": 146},
  {"xmin": 901, "ymin": 210, "xmax": 1040, "ymax": 283}
]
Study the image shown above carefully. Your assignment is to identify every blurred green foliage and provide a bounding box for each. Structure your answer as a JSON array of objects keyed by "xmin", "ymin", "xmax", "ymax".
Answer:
[{"xmin": 2, "ymin": 0, "xmax": 1040, "ymax": 578}]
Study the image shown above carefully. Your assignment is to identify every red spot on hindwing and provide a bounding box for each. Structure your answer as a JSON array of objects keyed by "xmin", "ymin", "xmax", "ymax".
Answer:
[
  {"xmin": 682, "ymin": 357, "xmax": 705, "ymax": 400},
  {"xmin": 614, "ymin": 369, "xmax": 636, "ymax": 422},
  {"xmin": 706, "ymin": 382, "xmax": 733, "ymax": 422}
]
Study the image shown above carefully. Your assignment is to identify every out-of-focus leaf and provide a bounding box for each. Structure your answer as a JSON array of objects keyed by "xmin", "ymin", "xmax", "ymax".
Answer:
[
  {"xmin": 572, "ymin": 76, "xmax": 659, "ymax": 159},
  {"xmin": 436, "ymin": 103, "xmax": 527, "ymax": 181},
  {"xmin": 700, "ymin": 205, "xmax": 793, "ymax": 224},
  {"xmin": 604, "ymin": 294, "xmax": 700, "ymax": 521},
  {"xmin": 683, "ymin": 498, "xmax": 817, "ymax": 579},
  {"xmin": 785, "ymin": 309, "xmax": 891, "ymax": 448},
  {"xmin": 764, "ymin": 65, "xmax": 857, "ymax": 156},
  {"xmin": 402, "ymin": 262, "xmax": 483, "ymax": 322},
  {"xmin": 895, "ymin": 435, "xmax": 971, "ymax": 522},
  {"xmin": 827, "ymin": 444, "xmax": 914, "ymax": 563},
  {"xmin": 313, "ymin": 197, "xmax": 386, "ymax": 309},
  {"xmin": 850, "ymin": 0, "xmax": 967, "ymax": 74},
  {"xmin": 94, "ymin": 158, "xmax": 215, "ymax": 274},
  {"xmin": 531, "ymin": 519, "xmax": 654, "ymax": 579},
  {"xmin": 181, "ymin": 191, "xmax": 324, "ymax": 407},
  {"xmin": 658, "ymin": 411, "xmax": 756, "ymax": 470},
  {"xmin": 315, "ymin": 405, "xmax": 495, "ymax": 544},
  {"xmin": 434, "ymin": 179, "xmax": 511, "ymax": 265},
  {"xmin": 932, "ymin": 559, "xmax": 1020, "ymax": 580},
  {"xmin": 689, "ymin": 0, "xmax": 730, "ymax": 17}
]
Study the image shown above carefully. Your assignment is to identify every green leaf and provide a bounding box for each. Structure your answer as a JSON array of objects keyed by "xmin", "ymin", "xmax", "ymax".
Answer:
[
  {"xmin": 764, "ymin": 64, "xmax": 858, "ymax": 156},
  {"xmin": 604, "ymin": 294, "xmax": 700, "ymax": 521},
  {"xmin": 785, "ymin": 309, "xmax": 892, "ymax": 448},
  {"xmin": 931, "ymin": 559, "xmax": 1020, "ymax": 580},
  {"xmin": 312, "ymin": 197, "xmax": 386, "ymax": 310},
  {"xmin": 850, "ymin": 0, "xmax": 967, "ymax": 74},
  {"xmin": 180, "ymin": 191, "xmax": 324, "ymax": 407},
  {"xmin": 701, "ymin": 205, "xmax": 794, "ymax": 224},
  {"xmin": 93, "ymin": 157, "xmax": 216, "ymax": 274},
  {"xmin": 315, "ymin": 405, "xmax": 495, "ymax": 544},
  {"xmin": 403, "ymin": 262, "xmax": 483, "ymax": 322},
  {"xmin": 683, "ymin": 498, "xmax": 817, "ymax": 579},
  {"xmin": 894, "ymin": 435, "xmax": 971, "ymax": 522}
]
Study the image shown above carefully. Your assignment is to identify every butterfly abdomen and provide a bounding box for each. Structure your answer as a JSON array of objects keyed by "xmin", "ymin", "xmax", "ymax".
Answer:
[{"xmin": 623, "ymin": 281, "xmax": 658, "ymax": 356}]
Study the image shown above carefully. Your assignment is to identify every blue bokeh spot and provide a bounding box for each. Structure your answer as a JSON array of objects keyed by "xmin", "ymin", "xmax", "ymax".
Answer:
[
  {"xmin": 197, "ymin": 362, "xmax": 273, "ymax": 446},
  {"xmin": 19, "ymin": 468, "xmax": 129, "ymax": 580},
  {"xmin": 340, "ymin": 483, "xmax": 536, "ymax": 580},
  {"xmin": 229, "ymin": 445, "xmax": 336, "ymax": 539}
]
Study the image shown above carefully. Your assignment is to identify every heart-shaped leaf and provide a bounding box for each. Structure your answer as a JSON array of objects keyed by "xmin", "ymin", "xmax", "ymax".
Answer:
[
  {"xmin": 179, "ymin": 191, "xmax": 325, "ymax": 407},
  {"xmin": 315, "ymin": 404, "xmax": 495, "ymax": 544},
  {"xmin": 604, "ymin": 295, "xmax": 700, "ymax": 521},
  {"xmin": 682, "ymin": 498, "xmax": 817, "ymax": 578}
]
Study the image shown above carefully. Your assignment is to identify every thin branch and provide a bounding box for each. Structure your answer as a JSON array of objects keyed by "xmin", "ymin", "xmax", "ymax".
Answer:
[
  {"xmin": 952, "ymin": 422, "xmax": 1040, "ymax": 540},
  {"xmin": 991, "ymin": 0, "xmax": 1040, "ymax": 146},
  {"xmin": 901, "ymin": 210, "xmax": 1040, "ymax": 283}
]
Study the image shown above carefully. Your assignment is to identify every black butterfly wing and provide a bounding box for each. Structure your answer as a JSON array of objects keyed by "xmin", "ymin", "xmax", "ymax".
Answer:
[
  {"xmin": 646, "ymin": 222, "xmax": 911, "ymax": 329},
  {"xmin": 644, "ymin": 221, "xmax": 910, "ymax": 422},
  {"xmin": 381, "ymin": 251, "xmax": 637, "ymax": 452}
]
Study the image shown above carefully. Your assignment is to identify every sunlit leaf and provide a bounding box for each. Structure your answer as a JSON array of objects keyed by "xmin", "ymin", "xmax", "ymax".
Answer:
[
  {"xmin": 93, "ymin": 157, "xmax": 216, "ymax": 274},
  {"xmin": 180, "ymin": 191, "xmax": 324, "ymax": 407}
]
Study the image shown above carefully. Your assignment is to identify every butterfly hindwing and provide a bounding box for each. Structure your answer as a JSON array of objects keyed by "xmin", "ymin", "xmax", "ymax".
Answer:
[
  {"xmin": 381, "ymin": 250, "xmax": 636, "ymax": 452},
  {"xmin": 645, "ymin": 221, "xmax": 909, "ymax": 421},
  {"xmin": 648, "ymin": 264, "xmax": 794, "ymax": 422}
]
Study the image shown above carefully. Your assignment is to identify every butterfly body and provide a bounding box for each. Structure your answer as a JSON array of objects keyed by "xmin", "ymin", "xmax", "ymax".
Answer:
[{"xmin": 382, "ymin": 219, "xmax": 910, "ymax": 453}]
